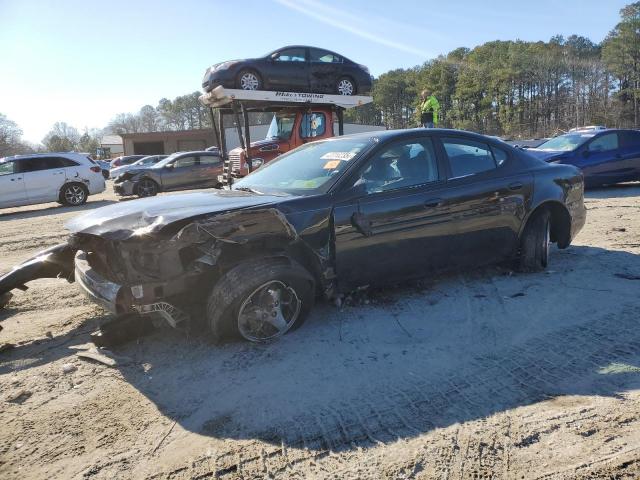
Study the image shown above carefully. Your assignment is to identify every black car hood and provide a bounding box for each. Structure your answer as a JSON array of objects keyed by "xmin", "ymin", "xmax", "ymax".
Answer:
[
  {"xmin": 65, "ymin": 190, "xmax": 284, "ymax": 239},
  {"xmin": 525, "ymin": 149, "xmax": 567, "ymax": 162}
]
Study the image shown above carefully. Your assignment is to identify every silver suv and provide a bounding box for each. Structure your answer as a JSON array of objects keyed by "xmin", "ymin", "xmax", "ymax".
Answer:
[{"xmin": 0, "ymin": 152, "xmax": 106, "ymax": 208}]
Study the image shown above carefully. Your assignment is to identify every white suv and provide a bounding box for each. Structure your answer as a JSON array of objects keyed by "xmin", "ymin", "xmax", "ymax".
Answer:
[{"xmin": 0, "ymin": 153, "xmax": 106, "ymax": 209}]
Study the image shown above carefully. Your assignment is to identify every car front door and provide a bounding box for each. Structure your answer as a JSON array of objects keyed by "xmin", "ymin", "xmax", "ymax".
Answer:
[
  {"xmin": 333, "ymin": 136, "xmax": 453, "ymax": 289},
  {"xmin": 264, "ymin": 47, "xmax": 309, "ymax": 91},
  {"xmin": 159, "ymin": 155, "xmax": 199, "ymax": 190},
  {"xmin": 309, "ymin": 48, "xmax": 342, "ymax": 93},
  {"xmin": 437, "ymin": 136, "xmax": 533, "ymax": 268},
  {"xmin": 0, "ymin": 161, "xmax": 28, "ymax": 208},
  {"xmin": 16, "ymin": 157, "xmax": 68, "ymax": 203}
]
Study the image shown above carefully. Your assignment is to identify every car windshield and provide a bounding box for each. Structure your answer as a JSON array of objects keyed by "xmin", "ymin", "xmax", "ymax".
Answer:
[
  {"xmin": 537, "ymin": 134, "xmax": 593, "ymax": 151},
  {"xmin": 233, "ymin": 137, "xmax": 373, "ymax": 195},
  {"xmin": 132, "ymin": 156, "xmax": 156, "ymax": 166},
  {"xmin": 266, "ymin": 113, "xmax": 296, "ymax": 140}
]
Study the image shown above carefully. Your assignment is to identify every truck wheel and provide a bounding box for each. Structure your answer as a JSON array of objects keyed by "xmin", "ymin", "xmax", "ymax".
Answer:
[
  {"xmin": 136, "ymin": 178, "xmax": 158, "ymax": 197},
  {"xmin": 237, "ymin": 69, "xmax": 262, "ymax": 91},
  {"xmin": 517, "ymin": 210, "xmax": 551, "ymax": 272},
  {"xmin": 60, "ymin": 183, "xmax": 88, "ymax": 206},
  {"xmin": 336, "ymin": 77, "xmax": 356, "ymax": 95},
  {"xmin": 206, "ymin": 257, "xmax": 315, "ymax": 343}
]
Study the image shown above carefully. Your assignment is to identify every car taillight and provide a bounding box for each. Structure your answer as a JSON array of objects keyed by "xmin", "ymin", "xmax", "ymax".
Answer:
[{"xmin": 90, "ymin": 166, "xmax": 101, "ymax": 173}]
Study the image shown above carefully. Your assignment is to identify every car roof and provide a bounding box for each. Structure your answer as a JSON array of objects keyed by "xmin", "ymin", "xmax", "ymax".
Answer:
[
  {"xmin": 327, "ymin": 128, "xmax": 512, "ymax": 145},
  {"xmin": 1, "ymin": 152, "xmax": 89, "ymax": 161}
]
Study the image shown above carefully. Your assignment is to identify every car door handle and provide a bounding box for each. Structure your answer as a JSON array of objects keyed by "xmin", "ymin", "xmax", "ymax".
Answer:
[
  {"xmin": 11, "ymin": 177, "xmax": 22, "ymax": 181},
  {"xmin": 424, "ymin": 198, "xmax": 443, "ymax": 208},
  {"xmin": 508, "ymin": 182, "xmax": 523, "ymax": 191}
]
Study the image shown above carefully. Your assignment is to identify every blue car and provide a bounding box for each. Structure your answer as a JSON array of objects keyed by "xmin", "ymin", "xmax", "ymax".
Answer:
[{"xmin": 526, "ymin": 129, "xmax": 640, "ymax": 188}]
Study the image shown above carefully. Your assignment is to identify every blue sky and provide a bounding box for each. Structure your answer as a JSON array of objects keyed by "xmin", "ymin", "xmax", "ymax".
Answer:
[{"xmin": 0, "ymin": 0, "xmax": 629, "ymax": 143}]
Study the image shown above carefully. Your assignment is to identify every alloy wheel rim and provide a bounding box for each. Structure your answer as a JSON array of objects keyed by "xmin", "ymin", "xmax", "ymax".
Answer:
[
  {"xmin": 139, "ymin": 180, "xmax": 156, "ymax": 196},
  {"xmin": 240, "ymin": 73, "xmax": 259, "ymax": 90},
  {"xmin": 65, "ymin": 185, "xmax": 85, "ymax": 204},
  {"xmin": 337, "ymin": 79, "xmax": 354, "ymax": 95},
  {"xmin": 237, "ymin": 280, "xmax": 301, "ymax": 342}
]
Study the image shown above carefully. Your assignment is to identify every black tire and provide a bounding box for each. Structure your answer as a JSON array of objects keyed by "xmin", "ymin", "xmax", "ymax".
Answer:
[
  {"xmin": 59, "ymin": 183, "xmax": 88, "ymax": 206},
  {"xmin": 236, "ymin": 69, "xmax": 262, "ymax": 91},
  {"xmin": 206, "ymin": 257, "xmax": 315, "ymax": 343},
  {"xmin": 517, "ymin": 210, "xmax": 551, "ymax": 272},
  {"xmin": 136, "ymin": 178, "xmax": 159, "ymax": 197},
  {"xmin": 336, "ymin": 77, "xmax": 356, "ymax": 95}
]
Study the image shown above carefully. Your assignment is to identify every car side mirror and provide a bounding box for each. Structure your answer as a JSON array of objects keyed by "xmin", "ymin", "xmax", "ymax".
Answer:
[{"xmin": 164, "ymin": 164, "xmax": 174, "ymax": 169}]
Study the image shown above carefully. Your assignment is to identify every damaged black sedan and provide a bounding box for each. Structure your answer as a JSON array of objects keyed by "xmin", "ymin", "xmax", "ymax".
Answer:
[{"xmin": 0, "ymin": 129, "xmax": 586, "ymax": 342}]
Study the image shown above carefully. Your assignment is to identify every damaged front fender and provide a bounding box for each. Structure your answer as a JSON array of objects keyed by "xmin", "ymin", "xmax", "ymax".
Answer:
[{"xmin": 0, "ymin": 243, "xmax": 77, "ymax": 305}]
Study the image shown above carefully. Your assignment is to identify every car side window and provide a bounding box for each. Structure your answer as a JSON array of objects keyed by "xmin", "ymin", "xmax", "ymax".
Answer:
[
  {"xmin": 353, "ymin": 138, "xmax": 439, "ymax": 194},
  {"xmin": 310, "ymin": 48, "xmax": 341, "ymax": 63},
  {"xmin": 300, "ymin": 113, "xmax": 326, "ymax": 138},
  {"xmin": 588, "ymin": 133, "xmax": 618, "ymax": 152},
  {"xmin": 620, "ymin": 131, "xmax": 640, "ymax": 148},
  {"xmin": 200, "ymin": 154, "xmax": 221, "ymax": 165},
  {"xmin": 0, "ymin": 162, "xmax": 15, "ymax": 176},
  {"xmin": 442, "ymin": 138, "xmax": 497, "ymax": 178},
  {"xmin": 14, "ymin": 157, "xmax": 64, "ymax": 173},
  {"xmin": 274, "ymin": 48, "xmax": 306, "ymax": 62},
  {"xmin": 173, "ymin": 156, "xmax": 197, "ymax": 168}
]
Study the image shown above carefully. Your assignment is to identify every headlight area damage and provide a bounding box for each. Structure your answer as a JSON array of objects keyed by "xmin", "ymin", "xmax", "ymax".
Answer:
[{"xmin": 0, "ymin": 207, "xmax": 332, "ymax": 332}]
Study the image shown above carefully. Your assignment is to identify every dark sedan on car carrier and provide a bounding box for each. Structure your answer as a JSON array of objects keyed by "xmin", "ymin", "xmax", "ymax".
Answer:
[
  {"xmin": 202, "ymin": 45, "xmax": 373, "ymax": 95},
  {"xmin": 0, "ymin": 129, "xmax": 585, "ymax": 344}
]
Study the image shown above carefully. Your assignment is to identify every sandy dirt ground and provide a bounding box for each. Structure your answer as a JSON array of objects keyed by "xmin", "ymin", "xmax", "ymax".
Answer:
[{"xmin": 1, "ymin": 182, "xmax": 640, "ymax": 479}]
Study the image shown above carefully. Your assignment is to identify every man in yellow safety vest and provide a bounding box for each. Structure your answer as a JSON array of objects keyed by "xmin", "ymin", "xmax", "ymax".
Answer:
[{"xmin": 419, "ymin": 90, "xmax": 440, "ymax": 128}]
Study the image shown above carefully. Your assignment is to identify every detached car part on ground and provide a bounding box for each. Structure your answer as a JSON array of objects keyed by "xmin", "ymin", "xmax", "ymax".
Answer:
[
  {"xmin": 113, "ymin": 151, "xmax": 223, "ymax": 198},
  {"xmin": 202, "ymin": 45, "xmax": 372, "ymax": 96},
  {"xmin": 0, "ymin": 129, "xmax": 586, "ymax": 342}
]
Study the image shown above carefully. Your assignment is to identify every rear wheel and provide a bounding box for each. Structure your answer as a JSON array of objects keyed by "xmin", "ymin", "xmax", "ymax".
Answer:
[
  {"xmin": 206, "ymin": 257, "xmax": 315, "ymax": 343},
  {"xmin": 236, "ymin": 69, "xmax": 262, "ymax": 91},
  {"xmin": 60, "ymin": 183, "xmax": 88, "ymax": 206},
  {"xmin": 136, "ymin": 178, "xmax": 158, "ymax": 197},
  {"xmin": 336, "ymin": 77, "xmax": 356, "ymax": 95},
  {"xmin": 517, "ymin": 210, "xmax": 551, "ymax": 272}
]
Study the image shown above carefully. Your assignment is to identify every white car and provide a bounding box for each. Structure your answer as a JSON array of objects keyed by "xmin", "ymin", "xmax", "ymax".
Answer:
[{"xmin": 0, "ymin": 152, "xmax": 106, "ymax": 209}]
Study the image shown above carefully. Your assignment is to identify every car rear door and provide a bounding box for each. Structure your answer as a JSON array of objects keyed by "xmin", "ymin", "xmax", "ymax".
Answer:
[
  {"xmin": 16, "ymin": 157, "xmax": 68, "ymax": 203},
  {"xmin": 197, "ymin": 153, "xmax": 223, "ymax": 187},
  {"xmin": 0, "ymin": 161, "xmax": 28, "ymax": 208},
  {"xmin": 309, "ymin": 48, "xmax": 342, "ymax": 93},
  {"xmin": 615, "ymin": 131, "xmax": 640, "ymax": 181},
  {"xmin": 264, "ymin": 47, "xmax": 309, "ymax": 91},
  {"xmin": 333, "ymin": 136, "xmax": 454, "ymax": 288},
  {"xmin": 436, "ymin": 136, "xmax": 533, "ymax": 268}
]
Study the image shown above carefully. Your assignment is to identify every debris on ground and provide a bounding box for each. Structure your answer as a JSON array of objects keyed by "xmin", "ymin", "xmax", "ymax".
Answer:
[
  {"xmin": 76, "ymin": 347, "xmax": 130, "ymax": 367},
  {"xmin": 61, "ymin": 363, "xmax": 77, "ymax": 374},
  {"xmin": 0, "ymin": 291, "xmax": 12, "ymax": 309},
  {"xmin": 90, "ymin": 314, "xmax": 155, "ymax": 348}
]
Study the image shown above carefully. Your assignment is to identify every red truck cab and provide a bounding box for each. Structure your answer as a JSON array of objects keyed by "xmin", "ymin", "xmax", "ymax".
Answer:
[{"xmin": 226, "ymin": 106, "xmax": 335, "ymax": 178}]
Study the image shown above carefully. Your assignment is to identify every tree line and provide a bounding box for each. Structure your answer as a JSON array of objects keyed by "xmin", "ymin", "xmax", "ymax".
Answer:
[{"xmin": 2, "ymin": 2, "xmax": 638, "ymax": 157}]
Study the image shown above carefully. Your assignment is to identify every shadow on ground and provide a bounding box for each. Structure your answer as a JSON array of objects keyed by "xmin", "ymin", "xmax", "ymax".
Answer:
[
  {"xmin": 0, "ymin": 200, "xmax": 116, "ymax": 221},
  {"xmin": 585, "ymin": 181, "xmax": 640, "ymax": 199},
  {"xmin": 2, "ymin": 245, "xmax": 640, "ymax": 460}
]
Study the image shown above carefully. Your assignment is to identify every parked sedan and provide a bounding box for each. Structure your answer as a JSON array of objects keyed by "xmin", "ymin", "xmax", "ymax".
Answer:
[
  {"xmin": 526, "ymin": 129, "xmax": 640, "ymax": 188},
  {"xmin": 0, "ymin": 129, "xmax": 585, "ymax": 344},
  {"xmin": 202, "ymin": 45, "xmax": 373, "ymax": 95},
  {"xmin": 113, "ymin": 151, "xmax": 222, "ymax": 197},
  {"xmin": 109, "ymin": 154, "xmax": 167, "ymax": 179},
  {"xmin": 110, "ymin": 155, "xmax": 147, "ymax": 169},
  {"xmin": 0, "ymin": 152, "xmax": 106, "ymax": 208}
]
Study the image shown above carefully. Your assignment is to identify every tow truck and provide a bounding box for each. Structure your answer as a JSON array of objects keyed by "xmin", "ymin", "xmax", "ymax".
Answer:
[{"xmin": 199, "ymin": 86, "xmax": 373, "ymax": 184}]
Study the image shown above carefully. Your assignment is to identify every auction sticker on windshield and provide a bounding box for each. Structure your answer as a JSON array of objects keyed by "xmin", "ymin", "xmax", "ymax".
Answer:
[
  {"xmin": 321, "ymin": 152, "xmax": 356, "ymax": 161},
  {"xmin": 323, "ymin": 160, "xmax": 341, "ymax": 169}
]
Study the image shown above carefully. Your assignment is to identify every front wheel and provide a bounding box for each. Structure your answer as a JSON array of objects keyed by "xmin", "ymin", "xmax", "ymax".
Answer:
[
  {"xmin": 60, "ymin": 183, "xmax": 88, "ymax": 206},
  {"xmin": 236, "ymin": 69, "xmax": 262, "ymax": 91},
  {"xmin": 206, "ymin": 257, "xmax": 315, "ymax": 342},
  {"xmin": 336, "ymin": 77, "xmax": 356, "ymax": 95},
  {"xmin": 517, "ymin": 210, "xmax": 551, "ymax": 272},
  {"xmin": 136, "ymin": 178, "xmax": 158, "ymax": 197}
]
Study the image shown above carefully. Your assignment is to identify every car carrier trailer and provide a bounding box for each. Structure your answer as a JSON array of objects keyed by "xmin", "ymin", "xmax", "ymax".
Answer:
[{"xmin": 199, "ymin": 86, "xmax": 373, "ymax": 185}]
